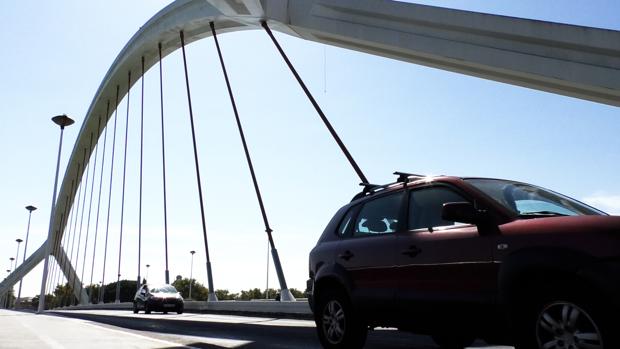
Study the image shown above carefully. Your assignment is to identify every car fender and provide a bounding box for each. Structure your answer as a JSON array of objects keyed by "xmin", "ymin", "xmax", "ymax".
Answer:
[
  {"xmin": 313, "ymin": 261, "xmax": 354, "ymax": 299},
  {"xmin": 498, "ymin": 246, "xmax": 595, "ymax": 305}
]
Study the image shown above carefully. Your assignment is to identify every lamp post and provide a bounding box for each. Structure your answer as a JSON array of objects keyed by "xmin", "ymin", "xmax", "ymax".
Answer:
[
  {"xmin": 14, "ymin": 240, "xmax": 23, "ymax": 270},
  {"xmin": 4, "ymin": 269, "xmax": 10, "ymax": 308},
  {"xmin": 189, "ymin": 251, "xmax": 195, "ymax": 300},
  {"xmin": 9, "ymin": 258, "xmax": 15, "ymax": 272},
  {"xmin": 12, "ymin": 239, "xmax": 22, "ymax": 308},
  {"xmin": 38, "ymin": 114, "xmax": 75, "ymax": 313},
  {"xmin": 17, "ymin": 205, "xmax": 36, "ymax": 308},
  {"xmin": 145, "ymin": 264, "xmax": 150, "ymax": 282}
]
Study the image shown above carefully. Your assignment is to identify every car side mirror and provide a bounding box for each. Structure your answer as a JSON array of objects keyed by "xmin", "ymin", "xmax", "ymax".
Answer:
[{"xmin": 442, "ymin": 202, "xmax": 481, "ymax": 225}]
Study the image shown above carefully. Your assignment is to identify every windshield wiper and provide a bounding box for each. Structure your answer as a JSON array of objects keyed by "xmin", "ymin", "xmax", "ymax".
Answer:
[{"xmin": 518, "ymin": 211, "xmax": 570, "ymax": 218}]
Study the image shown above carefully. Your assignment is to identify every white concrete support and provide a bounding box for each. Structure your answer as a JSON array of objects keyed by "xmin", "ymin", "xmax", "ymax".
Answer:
[
  {"xmin": 0, "ymin": 242, "xmax": 88, "ymax": 306},
  {"xmin": 266, "ymin": 0, "xmax": 620, "ymax": 106},
  {"xmin": 0, "ymin": 243, "xmax": 47, "ymax": 297},
  {"xmin": 53, "ymin": 247, "xmax": 89, "ymax": 305}
]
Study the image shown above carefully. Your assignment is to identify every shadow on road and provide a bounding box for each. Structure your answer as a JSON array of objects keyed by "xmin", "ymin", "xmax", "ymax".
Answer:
[{"xmin": 50, "ymin": 311, "xmax": 440, "ymax": 348}]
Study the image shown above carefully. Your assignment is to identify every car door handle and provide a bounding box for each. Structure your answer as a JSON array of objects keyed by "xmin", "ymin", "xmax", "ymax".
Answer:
[
  {"xmin": 402, "ymin": 245, "xmax": 422, "ymax": 258},
  {"xmin": 339, "ymin": 250, "xmax": 354, "ymax": 261}
]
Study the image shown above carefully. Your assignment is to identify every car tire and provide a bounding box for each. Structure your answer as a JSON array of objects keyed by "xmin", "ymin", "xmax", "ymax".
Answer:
[
  {"xmin": 315, "ymin": 288, "xmax": 367, "ymax": 349},
  {"xmin": 133, "ymin": 302, "xmax": 138, "ymax": 314},
  {"xmin": 144, "ymin": 303, "xmax": 151, "ymax": 314},
  {"xmin": 431, "ymin": 334, "xmax": 475, "ymax": 349},
  {"xmin": 513, "ymin": 286, "xmax": 616, "ymax": 349},
  {"xmin": 177, "ymin": 305, "xmax": 184, "ymax": 314}
]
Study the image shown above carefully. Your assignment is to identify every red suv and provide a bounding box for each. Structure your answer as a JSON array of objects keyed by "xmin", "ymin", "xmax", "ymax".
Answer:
[{"xmin": 308, "ymin": 173, "xmax": 619, "ymax": 349}]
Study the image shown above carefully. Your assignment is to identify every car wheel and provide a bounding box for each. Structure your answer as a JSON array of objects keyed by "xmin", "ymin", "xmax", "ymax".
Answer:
[
  {"xmin": 133, "ymin": 302, "xmax": 138, "ymax": 314},
  {"xmin": 534, "ymin": 301, "xmax": 606, "ymax": 349},
  {"xmin": 315, "ymin": 288, "xmax": 367, "ymax": 349},
  {"xmin": 514, "ymin": 292, "xmax": 615, "ymax": 349},
  {"xmin": 431, "ymin": 334, "xmax": 475, "ymax": 349},
  {"xmin": 177, "ymin": 305, "xmax": 184, "ymax": 314},
  {"xmin": 144, "ymin": 303, "xmax": 151, "ymax": 314}
]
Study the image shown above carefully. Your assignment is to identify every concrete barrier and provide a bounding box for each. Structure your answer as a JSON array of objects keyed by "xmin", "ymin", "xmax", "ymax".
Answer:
[{"xmin": 58, "ymin": 299, "xmax": 313, "ymax": 318}]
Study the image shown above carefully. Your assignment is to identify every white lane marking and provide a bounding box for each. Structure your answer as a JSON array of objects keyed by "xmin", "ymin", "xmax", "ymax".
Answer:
[
  {"xmin": 60, "ymin": 314, "xmax": 252, "ymax": 349},
  {"xmin": 15, "ymin": 314, "xmax": 66, "ymax": 349}
]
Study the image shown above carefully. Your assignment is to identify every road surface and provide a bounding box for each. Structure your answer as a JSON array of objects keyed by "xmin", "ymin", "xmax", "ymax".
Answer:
[{"xmin": 0, "ymin": 309, "xmax": 514, "ymax": 348}]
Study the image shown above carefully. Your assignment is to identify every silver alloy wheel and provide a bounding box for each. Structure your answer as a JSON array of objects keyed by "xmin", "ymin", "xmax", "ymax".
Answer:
[
  {"xmin": 322, "ymin": 299, "xmax": 346, "ymax": 344},
  {"xmin": 536, "ymin": 301, "xmax": 603, "ymax": 349}
]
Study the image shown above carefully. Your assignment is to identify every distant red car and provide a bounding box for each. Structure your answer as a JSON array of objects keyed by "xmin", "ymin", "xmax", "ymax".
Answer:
[{"xmin": 308, "ymin": 173, "xmax": 619, "ymax": 349}]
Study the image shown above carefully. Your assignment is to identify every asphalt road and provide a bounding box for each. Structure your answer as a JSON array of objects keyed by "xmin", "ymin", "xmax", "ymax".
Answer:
[{"xmin": 0, "ymin": 309, "xmax": 514, "ymax": 348}]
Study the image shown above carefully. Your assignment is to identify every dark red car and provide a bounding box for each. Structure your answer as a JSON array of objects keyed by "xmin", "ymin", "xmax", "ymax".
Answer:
[{"xmin": 308, "ymin": 173, "xmax": 619, "ymax": 349}]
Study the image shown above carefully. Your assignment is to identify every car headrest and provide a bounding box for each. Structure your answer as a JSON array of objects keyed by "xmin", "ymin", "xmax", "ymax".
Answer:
[{"xmin": 363, "ymin": 219, "xmax": 388, "ymax": 233}]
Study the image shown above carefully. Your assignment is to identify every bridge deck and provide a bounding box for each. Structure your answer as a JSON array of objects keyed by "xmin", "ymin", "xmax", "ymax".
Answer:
[{"xmin": 0, "ymin": 309, "xmax": 512, "ymax": 348}]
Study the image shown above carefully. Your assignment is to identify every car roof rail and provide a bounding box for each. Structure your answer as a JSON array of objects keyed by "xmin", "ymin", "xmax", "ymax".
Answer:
[
  {"xmin": 393, "ymin": 171, "xmax": 426, "ymax": 183},
  {"xmin": 350, "ymin": 171, "xmax": 432, "ymax": 202},
  {"xmin": 351, "ymin": 180, "xmax": 402, "ymax": 201}
]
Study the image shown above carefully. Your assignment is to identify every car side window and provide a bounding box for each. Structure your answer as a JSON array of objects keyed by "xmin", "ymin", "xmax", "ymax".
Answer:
[
  {"xmin": 337, "ymin": 207, "xmax": 356, "ymax": 237},
  {"xmin": 354, "ymin": 191, "xmax": 403, "ymax": 237},
  {"xmin": 408, "ymin": 186, "xmax": 470, "ymax": 231}
]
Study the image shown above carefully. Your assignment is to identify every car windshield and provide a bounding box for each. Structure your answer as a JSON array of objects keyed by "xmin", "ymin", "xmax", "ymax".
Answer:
[
  {"xmin": 150, "ymin": 285, "xmax": 177, "ymax": 293},
  {"xmin": 465, "ymin": 178, "xmax": 606, "ymax": 217}
]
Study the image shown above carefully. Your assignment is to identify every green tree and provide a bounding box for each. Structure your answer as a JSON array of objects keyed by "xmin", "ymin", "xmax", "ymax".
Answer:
[
  {"xmin": 52, "ymin": 283, "xmax": 74, "ymax": 307},
  {"xmin": 289, "ymin": 288, "xmax": 305, "ymax": 299},
  {"xmin": 31, "ymin": 294, "xmax": 54, "ymax": 310},
  {"xmin": 172, "ymin": 277, "xmax": 209, "ymax": 300},
  {"xmin": 215, "ymin": 289, "xmax": 238, "ymax": 300},
  {"xmin": 100, "ymin": 280, "xmax": 137, "ymax": 303},
  {"xmin": 84, "ymin": 284, "xmax": 101, "ymax": 304},
  {"xmin": 263, "ymin": 288, "xmax": 278, "ymax": 299},
  {"xmin": 3, "ymin": 289, "xmax": 16, "ymax": 308},
  {"xmin": 238, "ymin": 288, "xmax": 263, "ymax": 300}
]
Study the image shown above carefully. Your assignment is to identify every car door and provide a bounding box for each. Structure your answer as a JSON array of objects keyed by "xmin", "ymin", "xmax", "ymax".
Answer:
[
  {"xmin": 337, "ymin": 190, "xmax": 404, "ymax": 319},
  {"xmin": 396, "ymin": 185, "xmax": 497, "ymax": 326},
  {"xmin": 136, "ymin": 285, "xmax": 148, "ymax": 308}
]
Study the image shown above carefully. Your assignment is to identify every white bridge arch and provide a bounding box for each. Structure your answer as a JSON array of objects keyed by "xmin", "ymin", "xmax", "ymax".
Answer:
[{"xmin": 1, "ymin": 0, "xmax": 618, "ymax": 307}]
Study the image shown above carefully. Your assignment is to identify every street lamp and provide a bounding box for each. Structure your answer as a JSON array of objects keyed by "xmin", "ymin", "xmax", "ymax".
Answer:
[
  {"xmin": 9, "ymin": 258, "xmax": 15, "ymax": 272},
  {"xmin": 14, "ymin": 239, "xmax": 23, "ymax": 269},
  {"xmin": 17, "ymin": 205, "xmax": 36, "ymax": 308},
  {"xmin": 189, "ymin": 251, "xmax": 195, "ymax": 300},
  {"xmin": 4, "ymin": 269, "xmax": 10, "ymax": 308},
  {"xmin": 38, "ymin": 114, "xmax": 75, "ymax": 313},
  {"xmin": 145, "ymin": 264, "xmax": 150, "ymax": 282}
]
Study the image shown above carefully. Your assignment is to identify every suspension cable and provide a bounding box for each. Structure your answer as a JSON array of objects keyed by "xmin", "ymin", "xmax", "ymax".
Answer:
[
  {"xmin": 54, "ymin": 188, "xmax": 73, "ymax": 306},
  {"xmin": 62, "ymin": 164, "xmax": 81, "ymax": 306},
  {"xmin": 66, "ymin": 160, "xmax": 84, "ymax": 306},
  {"xmin": 77, "ymin": 132, "xmax": 95, "ymax": 301},
  {"xmin": 90, "ymin": 110, "xmax": 108, "ymax": 304},
  {"xmin": 82, "ymin": 120, "xmax": 101, "ymax": 301},
  {"xmin": 49, "ymin": 201, "xmax": 67, "ymax": 306},
  {"xmin": 60, "ymin": 172, "xmax": 78, "ymax": 305},
  {"xmin": 73, "ymin": 143, "xmax": 92, "ymax": 304},
  {"xmin": 261, "ymin": 21, "xmax": 369, "ymax": 185},
  {"xmin": 51, "ymin": 185, "xmax": 74, "ymax": 299},
  {"xmin": 158, "ymin": 43, "xmax": 171, "ymax": 285},
  {"xmin": 49, "ymin": 214, "xmax": 64, "ymax": 307},
  {"xmin": 116, "ymin": 71, "xmax": 131, "ymax": 303},
  {"xmin": 138, "ymin": 56, "xmax": 145, "ymax": 286},
  {"xmin": 101, "ymin": 86, "xmax": 121, "ymax": 303},
  {"xmin": 210, "ymin": 23, "xmax": 291, "ymax": 293},
  {"xmin": 180, "ymin": 30, "xmax": 216, "ymax": 299}
]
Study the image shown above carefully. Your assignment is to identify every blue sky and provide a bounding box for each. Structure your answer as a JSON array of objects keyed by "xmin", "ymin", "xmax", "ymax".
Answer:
[{"xmin": 0, "ymin": 0, "xmax": 619, "ymax": 298}]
